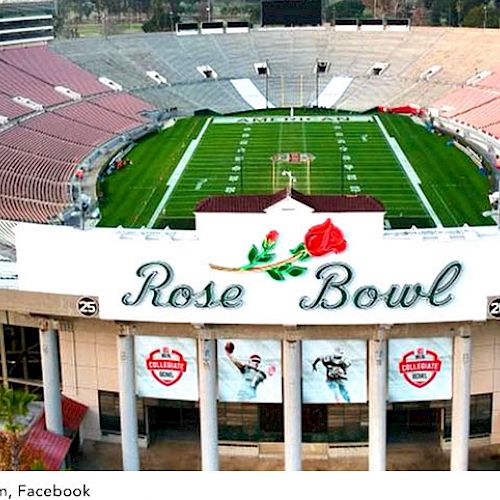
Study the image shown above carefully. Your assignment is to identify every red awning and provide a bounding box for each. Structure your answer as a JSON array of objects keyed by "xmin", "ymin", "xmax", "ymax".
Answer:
[
  {"xmin": 24, "ymin": 418, "xmax": 71, "ymax": 471},
  {"xmin": 23, "ymin": 396, "xmax": 88, "ymax": 471},
  {"xmin": 62, "ymin": 396, "xmax": 88, "ymax": 432}
]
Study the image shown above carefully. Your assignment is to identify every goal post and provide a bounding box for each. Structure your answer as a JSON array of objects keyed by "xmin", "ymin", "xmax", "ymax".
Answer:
[{"xmin": 271, "ymin": 152, "xmax": 314, "ymax": 194}]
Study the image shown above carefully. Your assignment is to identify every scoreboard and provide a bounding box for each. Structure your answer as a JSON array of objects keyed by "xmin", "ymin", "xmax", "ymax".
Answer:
[{"xmin": 261, "ymin": 0, "xmax": 322, "ymax": 27}]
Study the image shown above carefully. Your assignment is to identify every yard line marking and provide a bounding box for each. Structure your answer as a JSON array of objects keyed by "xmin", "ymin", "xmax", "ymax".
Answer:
[
  {"xmin": 195, "ymin": 178, "xmax": 208, "ymax": 191},
  {"xmin": 374, "ymin": 115, "xmax": 443, "ymax": 228},
  {"xmin": 132, "ymin": 186, "xmax": 158, "ymax": 226},
  {"xmin": 147, "ymin": 118, "xmax": 212, "ymax": 228},
  {"xmin": 429, "ymin": 184, "xmax": 461, "ymax": 226}
]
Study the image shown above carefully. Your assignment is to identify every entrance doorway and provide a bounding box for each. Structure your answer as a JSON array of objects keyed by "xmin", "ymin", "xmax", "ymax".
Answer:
[
  {"xmin": 387, "ymin": 403, "xmax": 442, "ymax": 443},
  {"xmin": 303, "ymin": 405, "xmax": 328, "ymax": 434},
  {"xmin": 146, "ymin": 401, "xmax": 199, "ymax": 441}
]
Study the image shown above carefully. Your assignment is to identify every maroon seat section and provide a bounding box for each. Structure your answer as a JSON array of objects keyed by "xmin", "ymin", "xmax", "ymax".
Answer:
[
  {"xmin": 0, "ymin": 46, "xmax": 110, "ymax": 97},
  {"xmin": 0, "ymin": 46, "xmax": 156, "ymax": 223}
]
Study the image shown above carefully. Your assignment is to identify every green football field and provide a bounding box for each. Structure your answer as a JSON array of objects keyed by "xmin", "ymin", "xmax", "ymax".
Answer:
[{"xmin": 97, "ymin": 112, "xmax": 494, "ymax": 230}]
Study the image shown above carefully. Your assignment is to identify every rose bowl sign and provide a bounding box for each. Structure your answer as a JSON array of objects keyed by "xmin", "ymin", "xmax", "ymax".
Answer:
[
  {"xmin": 146, "ymin": 347, "xmax": 187, "ymax": 387},
  {"xmin": 116, "ymin": 216, "xmax": 469, "ymax": 325},
  {"xmin": 15, "ymin": 213, "xmax": 497, "ymax": 325},
  {"xmin": 398, "ymin": 348, "xmax": 442, "ymax": 388},
  {"xmin": 135, "ymin": 336, "xmax": 198, "ymax": 401}
]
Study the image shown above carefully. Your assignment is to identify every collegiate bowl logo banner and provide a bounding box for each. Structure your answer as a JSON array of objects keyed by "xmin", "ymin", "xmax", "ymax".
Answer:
[
  {"xmin": 146, "ymin": 347, "xmax": 187, "ymax": 387},
  {"xmin": 398, "ymin": 347, "xmax": 442, "ymax": 388},
  {"xmin": 388, "ymin": 338, "xmax": 452, "ymax": 402},
  {"xmin": 218, "ymin": 339, "xmax": 282, "ymax": 403},
  {"xmin": 135, "ymin": 336, "xmax": 198, "ymax": 401},
  {"xmin": 302, "ymin": 340, "xmax": 367, "ymax": 404}
]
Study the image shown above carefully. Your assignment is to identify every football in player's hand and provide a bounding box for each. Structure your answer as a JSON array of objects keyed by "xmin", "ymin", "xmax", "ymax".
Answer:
[{"xmin": 225, "ymin": 341, "xmax": 235, "ymax": 354}]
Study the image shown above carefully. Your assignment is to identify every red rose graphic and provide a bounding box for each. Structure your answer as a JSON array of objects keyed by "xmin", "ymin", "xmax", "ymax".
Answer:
[
  {"xmin": 265, "ymin": 230, "xmax": 279, "ymax": 244},
  {"xmin": 209, "ymin": 219, "xmax": 347, "ymax": 281},
  {"xmin": 304, "ymin": 218, "xmax": 347, "ymax": 256}
]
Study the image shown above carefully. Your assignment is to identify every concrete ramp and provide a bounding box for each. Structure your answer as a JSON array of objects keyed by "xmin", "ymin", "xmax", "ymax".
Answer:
[
  {"xmin": 316, "ymin": 76, "xmax": 353, "ymax": 108},
  {"xmin": 230, "ymin": 78, "xmax": 275, "ymax": 109}
]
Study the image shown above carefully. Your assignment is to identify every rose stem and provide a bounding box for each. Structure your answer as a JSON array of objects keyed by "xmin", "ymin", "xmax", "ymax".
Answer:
[{"xmin": 209, "ymin": 252, "xmax": 305, "ymax": 273}]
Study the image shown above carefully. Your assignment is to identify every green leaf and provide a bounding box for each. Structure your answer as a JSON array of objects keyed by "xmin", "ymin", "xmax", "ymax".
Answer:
[
  {"xmin": 278, "ymin": 263, "xmax": 292, "ymax": 273},
  {"xmin": 290, "ymin": 242, "xmax": 305, "ymax": 255},
  {"xmin": 287, "ymin": 265, "xmax": 308, "ymax": 277},
  {"xmin": 266, "ymin": 269, "xmax": 285, "ymax": 281},
  {"xmin": 248, "ymin": 244, "xmax": 259, "ymax": 263},
  {"xmin": 256, "ymin": 254, "xmax": 275, "ymax": 263},
  {"xmin": 298, "ymin": 252, "xmax": 312, "ymax": 262}
]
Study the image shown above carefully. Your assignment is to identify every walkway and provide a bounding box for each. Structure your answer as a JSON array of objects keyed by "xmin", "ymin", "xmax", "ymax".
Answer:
[{"xmin": 71, "ymin": 439, "xmax": 500, "ymax": 471}]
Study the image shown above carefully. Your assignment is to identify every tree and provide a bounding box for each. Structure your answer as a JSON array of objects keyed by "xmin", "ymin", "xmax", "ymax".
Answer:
[
  {"xmin": 0, "ymin": 434, "xmax": 44, "ymax": 471},
  {"xmin": 142, "ymin": 0, "xmax": 180, "ymax": 31},
  {"xmin": 463, "ymin": 4, "xmax": 500, "ymax": 26},
  {"xmin": 0, "ymin": 388, "xmax": 36, "ymax": 471},
  {"xmin": 326, "ymin": 0, "xmax": 365, "ymax": 21}
]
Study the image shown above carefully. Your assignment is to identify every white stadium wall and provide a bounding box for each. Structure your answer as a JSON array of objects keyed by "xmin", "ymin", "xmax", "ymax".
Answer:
[
  {"xmin": 46, "ymin": 316, "xmax": 500, "ymax": 445},
  {"xmin": 8, "ymin": 198, "xmax": 500, "ymax": 453},
  {"xmin": 15, "ymin": 208, "xmax": 500, "ymax": 325}
]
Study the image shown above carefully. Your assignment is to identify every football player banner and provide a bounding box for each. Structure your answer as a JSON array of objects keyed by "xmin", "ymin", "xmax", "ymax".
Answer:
[
  {"xmin": 302, "ymin": 340, "xmax": 367, "ymax": 404},
  {"xmin": 388, "ymin": 337, "xmax": 452, "ymax": 402},
  {"xmin": 135, "ymin": 336, "xmax": 198, "ymax": 401},
  {"xmin": 218, "ymin": 339, "xmax": 282, "ymax": 403}
]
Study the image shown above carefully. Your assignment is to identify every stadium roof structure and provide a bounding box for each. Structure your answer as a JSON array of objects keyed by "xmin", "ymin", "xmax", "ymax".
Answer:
[{"xmin": 195, "ymin": 189, "xmax": 386, "ymax": 213}]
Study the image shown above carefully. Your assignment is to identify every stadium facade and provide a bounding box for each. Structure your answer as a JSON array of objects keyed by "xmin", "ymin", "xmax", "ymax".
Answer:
[
  {"xmin": 1, "ymin": 22, "xmax": 500, "ymax": 471},
  {"xmin": 1, "ymin": 189, "xmax": 500, "ymax": 471}
]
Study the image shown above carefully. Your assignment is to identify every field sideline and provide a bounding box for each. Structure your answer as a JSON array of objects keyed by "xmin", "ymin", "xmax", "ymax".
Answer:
[{"xmin": 97, "ymin": 112, "xmax": 493, "ymax": 230}]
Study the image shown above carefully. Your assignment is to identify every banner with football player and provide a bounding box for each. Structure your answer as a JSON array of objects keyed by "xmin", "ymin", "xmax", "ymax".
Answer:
[
  {"xmin": 302, "ymin": 340, "xmax": 367, "ymax": 404},
  {"xmin": 388, "ymin": 337, "xmax": 452, "ymax": 402},
  {"xmin": 218, "ymin": 339, "xmax": 282, "ymax": 403},
  {"xmin": 135, "ymin": 336, "xmax": 198, "ymax": 401}
]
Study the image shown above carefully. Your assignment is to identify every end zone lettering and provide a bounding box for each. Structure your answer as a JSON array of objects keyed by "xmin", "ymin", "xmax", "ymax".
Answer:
[{"xmin": 18, "ymin": 484, "xmax": 90, "ymax": 497}]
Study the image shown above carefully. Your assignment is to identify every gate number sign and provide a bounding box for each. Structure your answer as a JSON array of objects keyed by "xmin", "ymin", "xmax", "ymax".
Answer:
[
  {"xmin": 488, "ymin": 297, "xmax": 500, "ymax": 319},
  {"xmin": 77, "ymin": 297, "xmax": 99, "ymax": 317}
]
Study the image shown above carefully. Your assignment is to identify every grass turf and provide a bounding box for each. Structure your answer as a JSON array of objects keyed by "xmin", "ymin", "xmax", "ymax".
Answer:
[
  {"xmin": 379, "ymin": 114, "xmax": 492, "ymax": 227},
  {"xmin": 97, "ymin": 113, "xmax": 493, "ymax": 230},
  {"xmin": 98, "ymin": 117, "xmax": 205, "ymax": 228}
]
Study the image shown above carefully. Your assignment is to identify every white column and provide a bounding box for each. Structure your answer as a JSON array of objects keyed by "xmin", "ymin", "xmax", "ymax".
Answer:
[
  {"xmin": 283, "ymin": 339, "xmax": 302, "ymax": 471},
  {"xmin": 117, "ymin": 332, "xmax": 140, "ymax": 471},
  {"xmin": 369, "ymin": 336, "xmax": 387, "ymax": 471},
  {"xmin": 39, "ymin": 323, "xmax": 63, "ymax": 435},
  {"xmin": 198, "ymin": 337, "xmax": 219, "ymax": 471},
  {"xmin": 451, "ymin": 329, "xmax": 472, "ymax": 471}
]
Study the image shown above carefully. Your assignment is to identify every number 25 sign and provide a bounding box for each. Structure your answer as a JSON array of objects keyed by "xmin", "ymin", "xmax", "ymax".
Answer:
[{"xmin": 487, "ymin": 297, "xmax": 500, "ymax": 319}]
